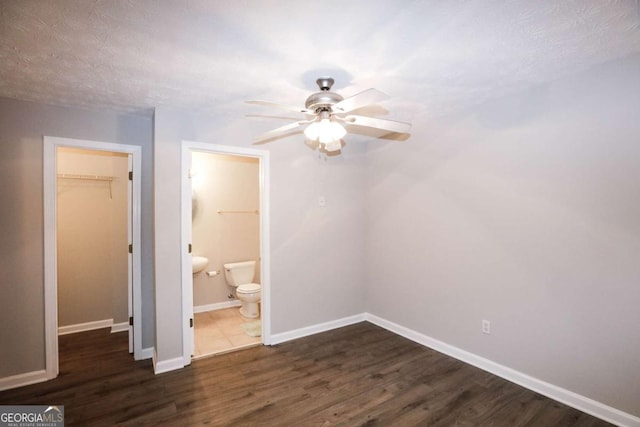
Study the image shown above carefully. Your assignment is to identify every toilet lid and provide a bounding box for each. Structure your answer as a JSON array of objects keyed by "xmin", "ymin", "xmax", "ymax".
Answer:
[{"xmin": 237, "ymin": 283, "xmax": 261, "ymax": 293}]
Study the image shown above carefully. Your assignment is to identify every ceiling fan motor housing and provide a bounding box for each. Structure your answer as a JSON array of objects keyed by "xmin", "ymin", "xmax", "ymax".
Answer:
[
  {"xmin": 304, "ymin": 92, "xmax": 344, "ymax": 112},
  {"xmin": 304, "ymin": 77, "xmax": 344, "ymax": 112}
]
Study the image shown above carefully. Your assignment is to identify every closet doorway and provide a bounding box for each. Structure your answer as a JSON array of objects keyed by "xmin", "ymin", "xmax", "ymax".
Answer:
[{"xmin": 43, "ymin": 136, "xmax": 142, "ymax": 381}]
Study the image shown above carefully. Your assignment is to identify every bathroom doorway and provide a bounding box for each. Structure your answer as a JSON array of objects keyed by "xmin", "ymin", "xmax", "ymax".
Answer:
[
  {"xmin": 180, "ymin": 142, "xmax": 270, "ymax": 364},
  {"xmin": 43, "ymin": 137, "xmax": 142, "ymax": 381}
]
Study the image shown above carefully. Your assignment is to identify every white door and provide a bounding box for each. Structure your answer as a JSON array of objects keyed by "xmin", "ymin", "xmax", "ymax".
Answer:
[
  {"xmin": 183, "ymin": 150, "xmax": 195, "ymax": 363},
  {"xmin": 127, "ymin": 154, "xmax": 134, "ymax": 353}
]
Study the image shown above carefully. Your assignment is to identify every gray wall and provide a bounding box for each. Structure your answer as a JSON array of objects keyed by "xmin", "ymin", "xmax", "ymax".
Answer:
[
  {"xmin": 365, "ymin": 54, "xmax": 640, "ymax": 416},
  {"xmin": 153, "ymin": 107, "xmax": 368, "ymax": 362},
  {"xmin": 0, "ymin": 98, "xmax": 154, "ymax": 377}
]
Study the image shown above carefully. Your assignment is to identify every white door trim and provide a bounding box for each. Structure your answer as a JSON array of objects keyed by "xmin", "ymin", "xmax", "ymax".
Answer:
[
  {"xmin": 43, "ymin": 136, "xmax": 143, "ymax": 381},
  {"xmin": 180, "ymin": 141, "xmax": 271, "ymax": 365}
]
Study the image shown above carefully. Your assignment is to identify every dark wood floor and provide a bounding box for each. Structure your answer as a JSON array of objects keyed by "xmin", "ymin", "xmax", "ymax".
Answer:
[{"xmin": 0, "ymin": 322, "xmax": 612, "ymax": 426}]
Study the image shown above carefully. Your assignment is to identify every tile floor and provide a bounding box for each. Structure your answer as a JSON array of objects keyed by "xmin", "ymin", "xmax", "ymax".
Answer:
[{"xmin": 193, "ymin": 307, "xmax": 261, "ymax": 358}]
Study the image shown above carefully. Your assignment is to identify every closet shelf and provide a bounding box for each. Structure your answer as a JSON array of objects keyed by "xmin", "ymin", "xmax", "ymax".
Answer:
[
  {"xmin": 216, "ymin": 210, "xmax": 259, "ymax": 215},
  {"xmin": 57, "ymin": 173, "xmax": 115, "ymax": 199},
  {"xmin": 57, "ymin": 173, "xmax": 113, "ymax": 182}
]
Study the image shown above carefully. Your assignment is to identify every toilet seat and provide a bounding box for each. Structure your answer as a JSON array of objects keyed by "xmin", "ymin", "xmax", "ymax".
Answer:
[{"xmin": 237, "ymin": 283, "xmax": 261, "ymax": 294}]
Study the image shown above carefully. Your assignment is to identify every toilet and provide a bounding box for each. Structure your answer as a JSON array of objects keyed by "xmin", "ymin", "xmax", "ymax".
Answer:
[{"xmin": 223, "ymin": 260, "xmax": 261, "ymax": 318}]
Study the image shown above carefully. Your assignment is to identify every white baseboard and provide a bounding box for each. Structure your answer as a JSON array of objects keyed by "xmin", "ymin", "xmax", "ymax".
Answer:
[
  {"xmin": 0, "ymin": 369, "xmax": 48, "ymax": 392},
  {"xmin": 194, "ymin": 300, "xmax": 241, "ymax": 314},
  {"xmin": 152, "ymin": 348, "xmax": 184, "ymax": 375},
  {"xmin": 111, "ymin": 322, "xmax": 129, "ymax": 333},
  {"xmin": 58, "ymin": 319, "xmax": 113, "ymax": 335},
  {"xmin": 269, "ymin": 313, "xmax": 366, "ymax": 345},
  {"xmin": 364, "ymin": 313, "xmax": 640, "ymax": 427}
]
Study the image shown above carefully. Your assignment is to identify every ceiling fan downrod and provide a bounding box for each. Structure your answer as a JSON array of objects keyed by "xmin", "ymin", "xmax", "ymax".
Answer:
[{"xmin": 316, "ymin": 77, "xmax": 334, "ymax": 91}]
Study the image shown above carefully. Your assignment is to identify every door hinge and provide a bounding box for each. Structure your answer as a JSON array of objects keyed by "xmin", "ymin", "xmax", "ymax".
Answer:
[
  {"xmin": 129, "ymin": 316, "xmax": 133, "ymax": 326},
  {"xmin": 128, "ymin": 243, "xmax": 133, "ymax": 254},
  {"xmin": 188, "ymin": 243, "xmax": 192, "ymax": 254},
  {"xmin": 128, "ymin": 171, "xmax": 133, "ymax": 181},
  {"xmin": 190, "ymin": 318, "xmax": 194, "ymax": 328}
]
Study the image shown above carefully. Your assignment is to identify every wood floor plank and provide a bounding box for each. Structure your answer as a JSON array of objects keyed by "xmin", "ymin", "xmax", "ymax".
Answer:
[{"xmin": 0, "ymin": 323, "xmax": 615, "ymax": 426}]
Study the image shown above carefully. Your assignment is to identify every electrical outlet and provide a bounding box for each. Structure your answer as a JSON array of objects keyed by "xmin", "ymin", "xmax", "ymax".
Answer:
[
  {"xmin": 318, "ymin": 196, "xmax": 326, "ymax": 207},
  {"xmin": 482, "ymin": 320, "xmax": 491, "ymax": 334}
]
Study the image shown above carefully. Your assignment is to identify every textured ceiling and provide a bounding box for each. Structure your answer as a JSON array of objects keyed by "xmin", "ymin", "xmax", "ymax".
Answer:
[{"xmin": 1, "ymin": 0, "xmax": 640, "ymax": 123}]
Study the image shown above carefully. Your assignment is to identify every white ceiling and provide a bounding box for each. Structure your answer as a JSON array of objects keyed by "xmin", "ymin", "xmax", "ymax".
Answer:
[{"xmin": 1, "ymin": 0, "xmax": 640, "ymax": 124}]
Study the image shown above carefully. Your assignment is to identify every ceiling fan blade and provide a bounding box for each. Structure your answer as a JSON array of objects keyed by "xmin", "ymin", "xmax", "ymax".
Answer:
[
  {"xmin": 333, "ymin": 88, "xmax": 390, "ymax": 114},
  {"xmin": 253, "ymin": 121, "xmax": 310, "ymax": 144},
  {"xmin": 344, "ymin": 115, "xmax": 412, "ymax": 134},
  {"xmin": 246, "ymin": 100, "xmax": 310, "ymax": 114}
]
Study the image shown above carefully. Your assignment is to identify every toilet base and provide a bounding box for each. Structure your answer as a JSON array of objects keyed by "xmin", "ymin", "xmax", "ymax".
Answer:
[{"xmin": 239, "ymin": 302, "xmax": 259, "ymax": 319}]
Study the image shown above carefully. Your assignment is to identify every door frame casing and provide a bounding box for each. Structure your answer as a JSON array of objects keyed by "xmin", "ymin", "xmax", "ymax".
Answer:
[
  {"xmin": 180, "ymin": 141, "xmax": 271, "ymax": 365},
  {"xmin": 43, "ymin": 136, "xmax": 143, "ymax": 380}
]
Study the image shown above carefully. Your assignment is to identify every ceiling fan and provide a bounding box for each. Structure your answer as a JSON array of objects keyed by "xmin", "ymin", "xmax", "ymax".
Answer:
[{"xmin": 246, "ymin": 77, "xmax": 411, "ymax": 153}]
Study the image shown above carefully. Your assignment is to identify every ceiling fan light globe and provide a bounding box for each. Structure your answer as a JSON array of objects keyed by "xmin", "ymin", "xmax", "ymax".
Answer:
[
  {"xmin": 304, "ymin": 122, "xmax": 321, "ymax": 140},
  {"xmin": 329, "ymin": 121, "xmax": 347, "ymax": 140},
  {"xmin": 304, "ymin": 138, "xmax": 320, "ymax": 150},
  {"xmin": 317, "ymin": 119, "xmax": 346, "ymax": 142},
  {"xmin": 318, "ymin": 118, "xmax": 332, "ymax": 134},
  {"xmin": 324, "ymin": 140, "xmax": 342, "ymax": 152},
  {"xmin": 319, "ymin": 133, "xmax": 334, "ymax": 144}
]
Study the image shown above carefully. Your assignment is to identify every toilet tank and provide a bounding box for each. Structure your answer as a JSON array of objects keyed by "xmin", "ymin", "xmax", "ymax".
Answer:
[{"xmin": 223, "ymin": 260, "xmax": 256, "ymax": 286}]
